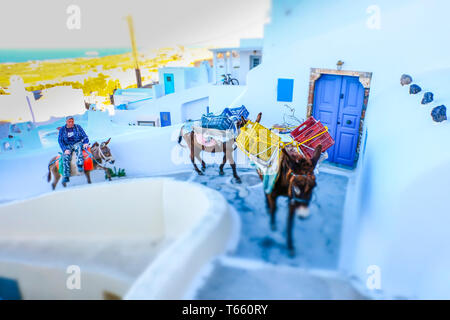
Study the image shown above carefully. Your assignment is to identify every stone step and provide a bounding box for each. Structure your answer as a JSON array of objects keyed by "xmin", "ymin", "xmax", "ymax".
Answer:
[{"xmin": 189, "ymin": 256, "xmax": 366, "ymax": 300}]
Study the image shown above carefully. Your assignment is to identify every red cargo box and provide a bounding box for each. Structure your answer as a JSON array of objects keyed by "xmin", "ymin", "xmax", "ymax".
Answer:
[{"xmin": 290, "ymin": 116, "xmax": 335, "ymax": 159}]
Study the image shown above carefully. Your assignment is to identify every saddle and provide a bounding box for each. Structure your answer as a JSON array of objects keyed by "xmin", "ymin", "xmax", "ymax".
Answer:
[
  {"xmin": 195, "ymin": 133, "xmax": 217, "ymax": 147},
  {"xmin": 55, "ymin": 148, "xmax": 94, "ymax": 174},
  {"xmin": 193, "ymin": 127, "xmax": 235, "ymax": 147}
]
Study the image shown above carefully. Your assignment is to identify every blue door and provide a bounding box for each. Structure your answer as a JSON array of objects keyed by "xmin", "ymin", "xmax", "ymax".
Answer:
[
  {"xmin": 250, "ymin": 55, "xmax": 261, "ymax": 69},
  {"xmin": 313, "ymin": 74, "xmax": 364, "ymax": 167},
  {"xmin": 160, "ymin": 112, "xmax": 171, "ymax": 127},
  {"xmin": 164, "ymin": 73, "xmax": 174, "ymax": 95}
]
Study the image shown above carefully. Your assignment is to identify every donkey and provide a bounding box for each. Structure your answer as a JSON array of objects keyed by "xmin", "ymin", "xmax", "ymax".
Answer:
[
  {"xmin": 47, "ymin": 138, "xmax": 115, "ymax": 189},
  {"xmin": 261, "ymin": 144, "xmax": 323, "ymax": 255},
  {"xmin": 178, "ymin": 113, "xmax": 262, "ymax": 183}
]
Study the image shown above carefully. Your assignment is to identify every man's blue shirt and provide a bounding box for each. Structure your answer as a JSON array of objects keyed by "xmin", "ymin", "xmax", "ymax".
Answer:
[{"xmin": 58, "ymin": 124, "xmax": 89, "ymax": 152}]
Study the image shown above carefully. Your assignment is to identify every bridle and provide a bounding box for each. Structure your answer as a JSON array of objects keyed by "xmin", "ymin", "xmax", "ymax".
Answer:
[
  {"xmin": 89, "ymin": 143, "xmax": 114, "ymax": 168},
  {"xmin": 286, "ymin": 167, "xmax": 314, "ymax": 205}
]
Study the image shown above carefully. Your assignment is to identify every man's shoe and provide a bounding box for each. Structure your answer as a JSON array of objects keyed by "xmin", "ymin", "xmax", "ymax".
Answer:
[{"xmin": 62, "ymin": 177, "xmax": 70, "ymax": 187}]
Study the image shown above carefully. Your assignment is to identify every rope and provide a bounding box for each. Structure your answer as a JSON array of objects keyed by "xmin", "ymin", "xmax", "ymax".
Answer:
[
  {"xmin": 271, "ymin": 125, "xmax": 298, "ymax": 130},
  {"xmin": 236, "ymin": 120, "xmax": 329, "ymax": 169}
]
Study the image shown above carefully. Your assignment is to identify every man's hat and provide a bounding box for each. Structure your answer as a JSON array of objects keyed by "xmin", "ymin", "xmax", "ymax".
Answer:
[{"xmin": 66, "ymin": 116, "xmax": 74, "ymax": 120}]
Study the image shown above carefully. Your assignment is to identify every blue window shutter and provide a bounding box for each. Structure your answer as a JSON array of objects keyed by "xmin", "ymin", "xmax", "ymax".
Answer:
[
  {"xmin": 277, "ymin": 78, "xmax": 294, "ymax": 102},
  {"xmin": 160, "ymin": 112, "xmax": 171, "ymax": 127}
]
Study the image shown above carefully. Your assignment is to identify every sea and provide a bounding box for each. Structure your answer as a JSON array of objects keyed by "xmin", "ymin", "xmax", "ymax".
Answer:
[{"xmin": 0, "ymin": 48, "xmax": 131, "ymax": 63}]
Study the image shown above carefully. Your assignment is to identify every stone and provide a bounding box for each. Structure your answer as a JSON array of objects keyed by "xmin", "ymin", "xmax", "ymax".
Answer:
[
  {"xmin": 409, "ymin": 84, "xmax": 422, "ymax": 94},
  {"xmin": 421, "ymin": 92, "xmax": 434, "ymax": 105},
  {"xmin": 400, "ymin": 74, "xmax": 413, "ymax": 86},
  {"xmin": 431, "ymin": 105, "xmax": 447, "ymax": 122}
]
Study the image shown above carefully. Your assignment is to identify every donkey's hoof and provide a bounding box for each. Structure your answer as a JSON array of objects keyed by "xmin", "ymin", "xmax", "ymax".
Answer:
[
  {"xmin": 234, "ymin": 177, "xmax": 242, "ymax": 184},
  {"xmin": 201, "ymin": 167, "xmax": 206, "ymax": 172},
  {"xmin": 62, "ymin": 182, "xmax": 67, "ymax": 188},
  {"xmin": 288, "ymin": 247, "xmax": 296, "ymax": 258},
  {"xmin": 270, "ymin": 224, "xmax": 277, "ymax": 231},
  {"xmin": 197, "ymin": 171, "xmax": 204, "ymax": 176},
  {"xmin": 219, "ymin": 171, "xmax": 224, "ymax": 176}
]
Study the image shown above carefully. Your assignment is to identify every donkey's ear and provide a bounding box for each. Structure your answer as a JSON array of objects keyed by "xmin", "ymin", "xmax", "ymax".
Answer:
[
  {"xmin": 104, "ymin": 138, "xmax": 111, "ymax": 145},
  {"xmin": 255, "ymin": 112, "xmax": 262, "ymax": 123},
  {"xmin": 92, "ymin": 142, "xmax": 99, "ymax": 148},
  {"xmin": 311, "ymin": 144, "xmax": 323, "ymax": 168}
]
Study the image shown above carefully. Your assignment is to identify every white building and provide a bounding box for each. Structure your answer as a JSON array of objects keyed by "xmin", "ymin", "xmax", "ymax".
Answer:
[
  {"xmin": 112, "ymin": 88, "xmax": 153, "ymax": 108},
  {"xmin": 210, "ymin": 38, "xmax": 263, "ymax": 85},
  {"xmin": 110, "ymin": 59, "xmax": 239, "ymax": 127},
  {"xmin": 224, "ymin": 0, "xmax": 450, "ymax": 299},
  {"xmin": 155, "ymin": 61, "xmax": 212, "ymax": 97}
]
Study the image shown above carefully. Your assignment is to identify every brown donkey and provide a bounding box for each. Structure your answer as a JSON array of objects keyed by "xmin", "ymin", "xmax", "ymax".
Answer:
[
  {"xmin": 261, "ymin": 144, "xmax": 323, "ymax": 255},
  {"xmin": 178, "ymin": 113, "xmax": 262, "ymax": 183},
  {"xmin": 47, "ymin": 138, "xmax": 115, "ymax": 189}
]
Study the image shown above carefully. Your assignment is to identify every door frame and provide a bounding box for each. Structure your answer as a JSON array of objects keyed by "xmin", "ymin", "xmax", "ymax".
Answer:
[{"xmin": 307, "ymin": 68, "xmax": 372, "ymax": 166}]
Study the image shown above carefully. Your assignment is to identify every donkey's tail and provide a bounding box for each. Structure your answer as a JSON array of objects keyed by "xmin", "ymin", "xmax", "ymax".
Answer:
[
  {"xmin": 47, "ymin": 156, "xmax": 58, "ymax": 182},
  {"xmin": 177, "ymin": 126, "xmax": 187, "ymax": 148}
]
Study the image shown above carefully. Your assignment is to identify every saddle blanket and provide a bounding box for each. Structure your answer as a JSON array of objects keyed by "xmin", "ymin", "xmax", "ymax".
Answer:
[
  {"xmin": 56, "ymin": 148, "xmax": 94, "ymax": 174},
  {"xmin": 193, "ymin": 126, "xmax": 235, "ymax": 144}
]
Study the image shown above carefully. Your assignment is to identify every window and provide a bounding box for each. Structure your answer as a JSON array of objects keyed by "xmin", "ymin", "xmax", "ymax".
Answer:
[
  {"xmin": 277, "ymin": 78, "xmax": 294, "ymax": 102},
  {"xmin": 250, "ymin": 55, "xmax": 261, "ymax": 69},
  {"xmin": 137, "ymin": 121, "xmax": 156, "ymax": 127}
]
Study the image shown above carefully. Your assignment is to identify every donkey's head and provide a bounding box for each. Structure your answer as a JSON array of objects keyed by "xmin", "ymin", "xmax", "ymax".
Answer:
[
  {"xmin": 91, "ymin": 138, "xmax": 115, "ymax": 165},
  {"xmin": 237, "ymin": 112, "xmax": 262, "ymax": 129},
  {"xmin": 282, "ymin": 144, "xmax": 322, "ymax": 219}
]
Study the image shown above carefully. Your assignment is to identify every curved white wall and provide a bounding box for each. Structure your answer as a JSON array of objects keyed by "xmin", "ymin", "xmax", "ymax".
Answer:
[{"xmin": 0, "ymin": 178, "xmax": 234, "ymax": 299}]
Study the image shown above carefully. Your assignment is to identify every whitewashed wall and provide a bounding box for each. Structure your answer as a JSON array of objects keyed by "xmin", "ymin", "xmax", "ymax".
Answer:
[
  {"xmin": 226, "ymin": 0, "xmax": 450, "ymax": 299},
  {"xmin": 0, "ymin": 178, "xmax": 234, "ymax": 299}
]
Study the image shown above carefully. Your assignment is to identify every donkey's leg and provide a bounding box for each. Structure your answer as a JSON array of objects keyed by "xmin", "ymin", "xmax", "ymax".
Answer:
[
  {"xmin": 105, "ymin": 168, "xmax": 112, "ymax": 181},
  {"xmin": 190, "ymin": 132, "xmax": 203, "ymax": 175},
  {"xmin": 85, "ymin": 170, "xmax": 92, "ymax": 184},
  {"xmin": 287, "ymin": 202, "xmax": 296, "ymax": 256},
  {"xmin": 51, "ymin": 167, "xmax": 61, "ymax": 190},
  {"xmin": 266, "ymin": 193, "xmax": 278, "ymax": 230},
  {"xmin": 201, "ymin": 159, "xmax": 206, "ymax": 171},
  {"xmin": 227, "ymin": 148, "xmax": 241, "ymax": 183},
  {"xmin": 194, "ymin": 150, "xmax": 205, "ymax": 172},
  {"xmin": 219, "ymin": 142, "xmax": 226, "ymax": 175},
  {"xmin": 200, "ymin": 145, "xmax": 206, "ymax": 171}
]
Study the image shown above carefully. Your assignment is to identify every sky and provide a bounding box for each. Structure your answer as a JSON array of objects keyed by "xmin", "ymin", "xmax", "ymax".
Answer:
[{"xmin": 0, "ymin": 0, "xmax": 271, "ymax": 49}]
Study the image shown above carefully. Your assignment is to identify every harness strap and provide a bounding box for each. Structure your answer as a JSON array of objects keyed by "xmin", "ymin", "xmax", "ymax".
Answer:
[
  {"xmin": 286, "ymin": 167, "xmax": 313, "ymax": 204},
  {"xmin": 87, "ymin": 147, "xmax": 107, "ymax": 169}
]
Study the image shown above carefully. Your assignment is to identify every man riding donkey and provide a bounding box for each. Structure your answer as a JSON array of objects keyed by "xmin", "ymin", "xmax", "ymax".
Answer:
[
  {"xmin": 49, "ymin": 116, "xmax": 115, "ymax": 189},
  {"xmin": 58, "ymin": 115, "xmax": 90, "ymax": 184}
]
